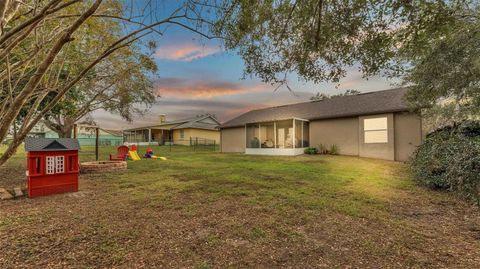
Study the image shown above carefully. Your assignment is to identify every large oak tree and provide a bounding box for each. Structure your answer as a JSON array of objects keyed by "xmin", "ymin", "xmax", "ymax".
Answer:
[{"xmin": 0, "ymin": 0, "xmax": 219, "ymax": 166}]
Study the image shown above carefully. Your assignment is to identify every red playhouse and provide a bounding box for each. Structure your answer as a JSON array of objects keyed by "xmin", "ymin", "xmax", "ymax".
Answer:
[{"xmin": 24, "ymin": 137, "xmax": 80, "ymax": 198}]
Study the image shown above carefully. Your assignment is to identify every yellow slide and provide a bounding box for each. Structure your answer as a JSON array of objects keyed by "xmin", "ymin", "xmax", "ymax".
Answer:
[{"xmin": 128, "ymin": 150, "xmax": 141, "ymax": 161}]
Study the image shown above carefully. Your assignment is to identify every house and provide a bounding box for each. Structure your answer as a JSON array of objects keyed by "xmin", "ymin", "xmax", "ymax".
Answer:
[
  {"xmin": 21, "ymin": 122, "xmax": 123, "ymax": 146},
  {"xmin": 123, "ymin": 115, "xmax": 220, "ymax": 146},
  {"xmin": 219, "ymin": 88, "xmax": 423, "ymax": 161},
  {"xmin": 74, "ymin": 124, "xmax": 123, "ymax": 146},
  {"xmin": 26, "ymin": 122, "xmax": 58, "ymax": 138}
]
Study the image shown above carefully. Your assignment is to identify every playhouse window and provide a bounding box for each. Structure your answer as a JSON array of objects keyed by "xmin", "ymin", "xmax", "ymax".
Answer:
[
  {"xmin": 29, "ymin": 157, "xmax": 42, "ymax": 175},
  {"xmin": 46, "ymin": 156, "xmax": 55, "ymax": 174},
  {"xmin": 68, "ymin": 155, "xmax": 78, "ymax": 172},
  {"xmin": 55, "ymin": 156, "xmax": 65, "ymax": 173},
  {"xmin": 46, "ymin": 155, "xmax": 66, "ymax": 174},
  {"xmin": 36, "ymin": 157, "xmax": 41, "ymax": 174}
]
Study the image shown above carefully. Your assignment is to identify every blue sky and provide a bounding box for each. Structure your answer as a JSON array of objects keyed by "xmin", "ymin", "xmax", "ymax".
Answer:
[{"xmin": 93, "ymin": 3, "xmax": 399, "ymax": 129}]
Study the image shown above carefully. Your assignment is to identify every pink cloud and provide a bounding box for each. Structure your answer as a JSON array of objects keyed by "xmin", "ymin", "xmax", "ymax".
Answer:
[
  {"xmin": 155, "ymin": 43, "xmax": 221, "ymax": 61},
  {"xmin": 155, "ymin": 78, "xmax": 269, "ymax": 98}
]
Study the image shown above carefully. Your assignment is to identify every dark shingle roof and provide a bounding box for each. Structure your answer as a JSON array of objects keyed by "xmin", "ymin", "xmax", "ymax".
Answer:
[
  {"xmin": 24, "ymin": 137, "xmax": 80, "ymax": 152},
  {"xmin": 221, "ymin": 88, "xmax": 410, "ymax": 128}
]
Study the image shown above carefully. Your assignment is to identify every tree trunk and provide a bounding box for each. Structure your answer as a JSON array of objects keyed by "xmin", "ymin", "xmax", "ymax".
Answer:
[
  {"xmin": 0, "ymin": 0, "xmax": 102, "ymax": 145},
  {"xmin": 43, "ymin": 117, "xmax": 74, "ymax": 138},
  {"xmin": 0, "ymin": 132, "xmax": 22, "ymax": 166},
  {"xmin": 59, "ymin": 124, "xmax": 73, "ymax": 138}
]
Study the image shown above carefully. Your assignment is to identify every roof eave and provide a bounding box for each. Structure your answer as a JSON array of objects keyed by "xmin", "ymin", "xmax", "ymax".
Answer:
[
  {"xmin": 220, "ymin": 108, "xmax": 412, "ymax": 129},
  {"xmin": 307, "ymin": 108, "xmax": 411, "ymax": 122}
]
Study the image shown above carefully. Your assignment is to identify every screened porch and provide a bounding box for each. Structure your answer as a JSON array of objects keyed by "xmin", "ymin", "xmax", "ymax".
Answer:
[{"xmin": 245, "ymin": 118, "xmax": 309, "ymax": 155}]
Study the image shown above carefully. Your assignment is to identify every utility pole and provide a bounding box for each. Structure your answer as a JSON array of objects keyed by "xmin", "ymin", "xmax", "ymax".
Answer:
[{"xmin": 95, "ymin": 127, "xmax": 99, "ymax": 161}]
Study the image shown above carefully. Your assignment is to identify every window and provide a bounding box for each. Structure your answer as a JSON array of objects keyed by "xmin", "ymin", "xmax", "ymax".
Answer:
[
  {"xmin": 302, "ymin": 122, "xmax": 310, "ymax": 147},
  {"xmin": 46, "ymin": 156, "xmax": 55, "ymax": 174},
  {"xmin": 69, "ymin": 156, "xmax": 77, "ymax": 172},
  {"xmin": 180, "ymin": 129, "xmax": 184, "ymax": 139},
  {"xmin": 55, "ymin": 156, "xmax": 64, "ymax": 173},
  {"xmin": 35, "ymin": 157, "xmax": 41, "ymax": 174},
  {"xmin": 245, "ymin": 119, "xmax": 308, "ymax": 150},
  {"xmin": 364, "ymin": 117, "xmax": 388, "ymax": 143},
  {"xmin": 246, "ymin": 124, "xmax": 260, "ymax": 148},
  {"xmin": 294, "ymin": 119, "xmax": 302, "ymax": 148},
  {"xmin": 260, "ymin": 122, "xmax": 275, "ymax": 148},
  {"xmin": 276, "ymin": 120, "xmax": 293, "ymax": 148},
  {"xmin": 29, "ymin": 157, "xmax": 42, "ymax": 175},
  {"xmin": 46, "ymin": 155, "xmax": 66, "ymax": 174}
]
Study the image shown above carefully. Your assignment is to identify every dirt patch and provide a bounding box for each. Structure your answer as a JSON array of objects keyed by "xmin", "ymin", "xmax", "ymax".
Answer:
[
  {"xmin": 0, "ymin": 158, "xmax": 27, "ymax": 189},
  {"xmin": 80, "ymin": 161, "xmax": 127, "ymax": 173},
  {"xmin": 1, "ymin": 185, "xmax": 479, "ymax": 269}
]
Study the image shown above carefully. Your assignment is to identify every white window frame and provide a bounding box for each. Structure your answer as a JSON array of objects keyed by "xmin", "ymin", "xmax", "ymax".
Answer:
[
  {"xmin": 46, "ymin": 156, "xmax": 55, "ymax": 174},
  {"xmin": 364, "ymin": 117, "xmax": 388, "ymax": 144},
  {"xmin": 180, "ymin": 129, "xmax": 184, "ymax": 139},
  {"xmin": 55, "ymin": 156, "xmax": 65, "ymax": 173}
]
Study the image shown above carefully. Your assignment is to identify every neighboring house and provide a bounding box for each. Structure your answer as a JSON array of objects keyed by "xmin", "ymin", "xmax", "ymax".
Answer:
[
  {"xmin": 220, "ymin": 88, "xmax": 423, "ymax": 161},
  {"xmin": 27, "ymin": 122, "xmax": 59, "ymax": 138},
  {"xmin": 21, "ymin": 122, "xmax": 123, "ymax": 146},
  {"xmin": 75, "ymin": 124, "xmax": 123, "ymax": 146},
  {"xmin": 123, "ymin": 115, "xmax": 220, "ymax": 146}
]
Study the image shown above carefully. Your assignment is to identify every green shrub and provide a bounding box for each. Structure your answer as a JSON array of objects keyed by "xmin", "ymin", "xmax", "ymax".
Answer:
[
  {"xmin": 410, "ymin": 121, "xmax": 480, "ymax": 203},
  {"xmin": 318, "ymin": 144, "xmax": 328, "ymax": 154},
  {"xmin": 304, "ymin": 147, "xmax": 318, "ymax": 154},
  {"xmin": 330, "ymin": 144, "xmax": 338, "ymax": 155}
]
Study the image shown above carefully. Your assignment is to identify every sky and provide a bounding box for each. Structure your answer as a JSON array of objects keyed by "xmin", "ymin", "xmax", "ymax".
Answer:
[{"xmin": 93, "ymin": 2, "xmax": 399, "ymax": 130}]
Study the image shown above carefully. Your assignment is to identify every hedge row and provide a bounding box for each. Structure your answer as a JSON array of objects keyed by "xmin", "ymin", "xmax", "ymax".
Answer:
[{"xmin": 410, "ymin": 121, "xmax": 480, "ymax": 203}]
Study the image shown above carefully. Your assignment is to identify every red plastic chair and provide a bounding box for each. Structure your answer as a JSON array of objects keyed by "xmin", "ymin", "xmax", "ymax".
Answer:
[{"xmin": 110, "ymin": 145, "xmax": 129, "ymax": 161}]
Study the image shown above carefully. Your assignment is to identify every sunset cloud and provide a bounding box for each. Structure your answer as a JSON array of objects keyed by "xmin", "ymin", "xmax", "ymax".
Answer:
[
  {"xmin": 154, "ymin": 77, "xmax": 268, "ymax": 98},
  {"xmin": 155, "ymin": 43, "xmax": 221, "ymax": 61}
]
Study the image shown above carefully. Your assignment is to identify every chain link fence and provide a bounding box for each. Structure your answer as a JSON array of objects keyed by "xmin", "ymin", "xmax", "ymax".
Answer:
[{"xmin": 78, "ymin": 137, "xmax": 219, "ymax": 161}]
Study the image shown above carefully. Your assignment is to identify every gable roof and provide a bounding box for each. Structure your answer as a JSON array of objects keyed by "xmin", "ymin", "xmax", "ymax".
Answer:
[
  {"xmin": 124, "ymin": 115, "xmax": 220, "ymax": 131},
  {"xmin": 102, "ymin": 129, "xmax": 123, "ymax": 137},
  {"xmin": 172, "ymin": 115, "xmax": 220, "ymax": 130},
  {"xmin": 221, "ymin": 88, "xmax": 411, "ymax": 128},
  {"xmin": 24, "ymin": 137, "xmax": 80, "ymax": 151}
]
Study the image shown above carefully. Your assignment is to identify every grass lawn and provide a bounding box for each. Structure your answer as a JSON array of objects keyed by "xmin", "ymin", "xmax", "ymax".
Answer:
[{"xmin": 0, "ymin": 145, "xmax": 479, "ymax": 268}]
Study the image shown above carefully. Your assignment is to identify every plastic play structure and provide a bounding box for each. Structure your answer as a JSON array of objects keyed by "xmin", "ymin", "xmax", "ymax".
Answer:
[
  {"xmin": 110, "ymin": 144, "xmax": 167, "ymax": 161},
  {"xmin": 110, "ymin": 145, "xmax": 129, "ymax": 161},
  {"xmin": 143, "ymin": 147, "xmax": 167, "ymax": 160},
  {"xmin": 129, "ymin": 150, "xmax": 141, "ymax": 160},
  {"xmin": 24, "ymin": 138, "xmax": 80, "ymax": 198}
]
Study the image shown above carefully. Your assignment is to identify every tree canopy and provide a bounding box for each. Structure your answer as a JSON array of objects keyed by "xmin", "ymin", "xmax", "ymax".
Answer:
[
  {"xmin": 0, "ymin": 0, "xmax": 218, "ymax": 166},
  {"xmin": 216, "ymin": 0, "xmax": 473, "ymax": 84},
  {"xmin": 403, "ymin": 5, "xmax": 480, "ymax": 129},
  {"xmin": 215, "ymin": 0, "xmax": 480, "ymax": 128}
]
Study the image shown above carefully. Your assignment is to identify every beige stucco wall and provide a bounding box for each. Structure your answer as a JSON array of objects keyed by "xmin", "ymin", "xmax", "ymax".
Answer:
[
  {"xmin": 189, "ymin": 128, "xmax": 220, "ymax": 142},
  {"xmin": 172, "ymin": 128, "xmax": 220, "ymax": 145},
  {"xmin": 310, "ymin": 112, "xmax": 422, "ymax": 161},
  {"xmin": 358, "ymin": 113, "xmax": 395, "ymax": 160},
  {"xmin": 394, "ymin": 112, "xmax": 423, "ymax": 162},
  {"xmin": 221, "ymin": 112, "xmax": 423, "ymax": 160},
  {"xmin": 221, "ymin": 127, "xmax": 245, "ymax": 153},
  {"xmin": 309, "ymin": 117, "xmax": 359, "ymax": 156},
  {"xmin": 172, "ymin": 129, "xmax": 187, "ymax": 144}
]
